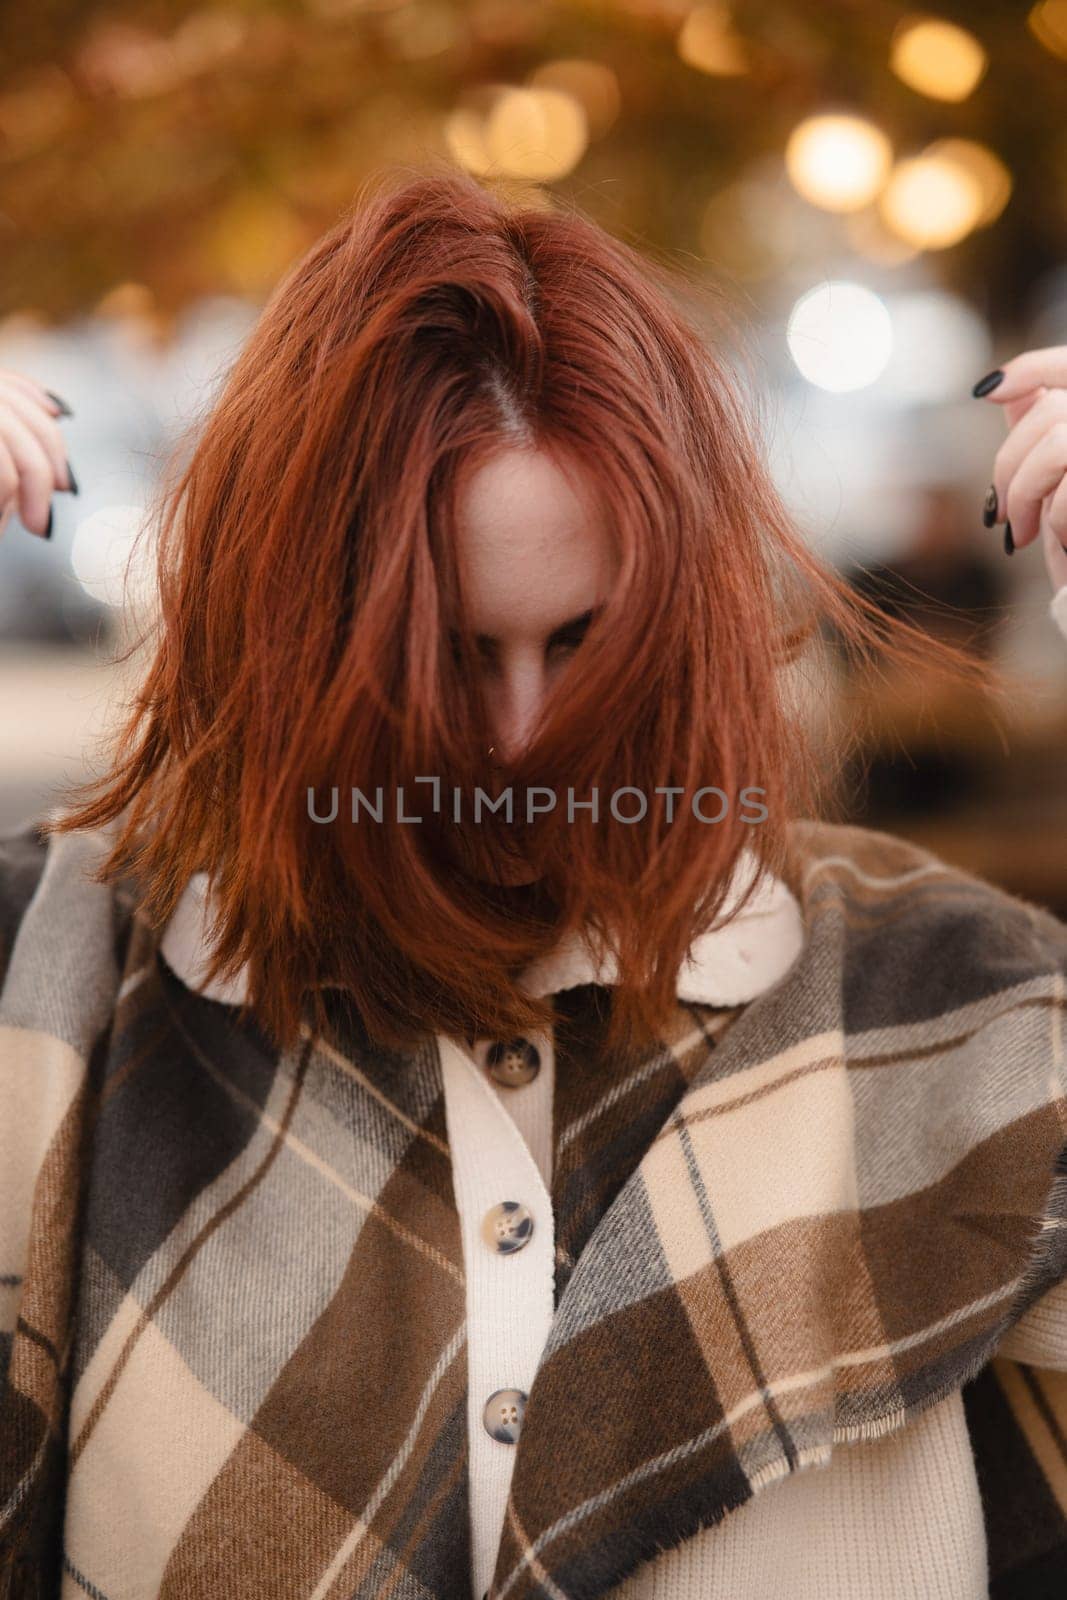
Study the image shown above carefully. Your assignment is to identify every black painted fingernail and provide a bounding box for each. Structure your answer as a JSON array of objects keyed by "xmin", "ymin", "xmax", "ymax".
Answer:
[
  {"xmin": 972, "ymin": 369, "xmax": 1005, "ymax": 398},
  {"xmin": 45, "ymin": 390, "xmax": 73, "ymax": 417},
  {"xmin": 982, "ymin": 484, "xmax": 998, "ymax": 527},
  {"xmin": 43, "ymin": 505, "xmax": 53, "ymax": 540},
  {"xmin": 1003, "ymin": 521, "xmax": 1014, "ymax": 555},
  {"xmin": 65, "ymin": 460, "xmax": 79, "ymax": 495}
]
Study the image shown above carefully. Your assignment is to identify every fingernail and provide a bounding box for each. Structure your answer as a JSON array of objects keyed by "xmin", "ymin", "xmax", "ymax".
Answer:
[
  {"xmin": 45, "ymin": 390, "xmax": 74, "ymax": 417},
  {"xmin": 1004, "ymin": 521, "xmax": 1014, "ymax": 555},
  {"xmin": 982, "ymin": 484, "xmax": 998, "ymax": 527},
  {"xmin": 65, "ymin": 460, "xmax": 79, "ymax": 495},
  {"xmin": 43, "ymin": 505, "xmax": 53, "ymax": 540},
  {"xmin": 972, "ymin": 369, "xmax": 1005, "ymax": 398}
]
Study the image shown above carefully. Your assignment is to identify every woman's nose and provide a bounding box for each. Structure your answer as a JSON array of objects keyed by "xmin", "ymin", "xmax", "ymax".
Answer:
[{"xmin": 488, "ymin": 662, "xmax": 548, "ymax": 764}]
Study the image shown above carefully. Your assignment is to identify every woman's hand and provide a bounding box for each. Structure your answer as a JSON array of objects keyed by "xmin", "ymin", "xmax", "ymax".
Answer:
[
  {"xmin": 0, "ymin": 370, "xmax": 76, "ymax": 541},
  {"xmin": 975, "ymin": 346, "xmax": 1067, "ymax": 596}
]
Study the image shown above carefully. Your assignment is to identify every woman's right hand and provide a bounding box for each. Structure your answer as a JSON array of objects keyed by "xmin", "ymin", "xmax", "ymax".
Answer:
[{"xmin": 0, "ymin": 369, "xmax": 76, "ymax": 541}]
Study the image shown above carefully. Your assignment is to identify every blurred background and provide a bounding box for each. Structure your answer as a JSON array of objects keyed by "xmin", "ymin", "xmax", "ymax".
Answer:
[{"xmin": 1, "ymin": 0, "xmax": 1065, "ymax": 910}]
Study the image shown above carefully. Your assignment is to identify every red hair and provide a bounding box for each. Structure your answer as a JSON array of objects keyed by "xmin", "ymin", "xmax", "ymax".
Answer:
[{"xmin": 47, "ymin": 165, "xmax": 1003, "ymax": 1055}]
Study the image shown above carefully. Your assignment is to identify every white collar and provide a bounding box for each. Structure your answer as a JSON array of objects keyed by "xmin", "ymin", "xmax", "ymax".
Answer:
[{"xmin": 158, "ymin": 847, "xmax": 805, "ymax": 1010}]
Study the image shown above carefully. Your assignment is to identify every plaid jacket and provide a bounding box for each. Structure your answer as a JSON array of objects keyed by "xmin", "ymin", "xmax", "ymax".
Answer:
[{"xmin": 1, "ymin": 812, "xmax": 1066, "ymax": 1599}]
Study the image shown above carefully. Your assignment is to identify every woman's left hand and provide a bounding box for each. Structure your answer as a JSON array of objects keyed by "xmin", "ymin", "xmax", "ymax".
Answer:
[{"xmin": 977, "ymin": 345, "xmax": 1067, "ymax": 596}]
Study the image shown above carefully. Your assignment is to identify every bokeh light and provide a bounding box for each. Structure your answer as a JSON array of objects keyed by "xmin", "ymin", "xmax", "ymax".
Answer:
[
  {"xmin": 924, "ymin": 139, "xmax": 1012, "ymax": 227},
  {"xmin": 70, "ymin": 505, "xmax": 156, "ymax": 611},
  {"xmin": 444, "ymin": 105, "xmax": 494, "ymax": 175},
  {"xmin": 207, "ymin": 193, "xmax": 311, "ymax": 296},
  {"xmin": 889, "ymin": 16, "xmax": 988, "ymax": 102},
  {"xmin": 880, "ymin": 290, "xmax": 992, "ymax": 404},
  {"xmin": 785, "ymin": 114, "xmax": 892, "ymax": 213},
  {"xmin": 1028, "ymin": 0, "xmax": 1067, "ymax": 60},
  {"xmin": 879, "ymin": 153, "xmax": 984, "ymax": 249},
  {"xmin": 486, "ymin": 87, "xmax": 586, "ymax": 180},
  {"xmin": 677, "ymin": 4, "xmax": 750, "ymax": 76},
  {"xmin": 786, "ymin": 281, "xmax": 893, "ymax": 393},
  {"xmin": 528, "ymin": 60, "xmax": 621, "ymax": 137}
]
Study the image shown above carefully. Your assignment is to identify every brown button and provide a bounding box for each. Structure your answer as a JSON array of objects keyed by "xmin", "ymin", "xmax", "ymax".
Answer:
[
  {"xmin": 483, "ymin": 1387, "xmax": 527, "ymax": 1443},
  {"xmin": 481, "ymin": 1200, "xmax": 534, "ymax": 1255},
  {"xmin": 486, "ymin": 1036, "xmax": 540, "ymax": 1087}
]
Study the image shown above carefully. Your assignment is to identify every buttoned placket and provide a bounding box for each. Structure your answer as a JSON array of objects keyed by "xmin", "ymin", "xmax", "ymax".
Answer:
[{"xmin": 437, "ymin": 1028, "xmax": 556, "ymax": 1600}]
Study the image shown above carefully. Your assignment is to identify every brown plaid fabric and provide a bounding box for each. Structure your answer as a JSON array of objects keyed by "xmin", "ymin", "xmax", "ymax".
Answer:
[{"xmin": 1, "ymin": 813, "xmax": 1066, "ymax": 1599}]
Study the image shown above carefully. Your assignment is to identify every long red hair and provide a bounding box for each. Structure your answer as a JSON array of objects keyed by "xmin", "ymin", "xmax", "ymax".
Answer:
[{"xmin": 46, "ymin": 165, "xmax": 1002, "ymax": 1054}]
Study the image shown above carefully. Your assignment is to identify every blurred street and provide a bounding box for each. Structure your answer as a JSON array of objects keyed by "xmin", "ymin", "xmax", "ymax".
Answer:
[{"xmin": 0, "ymin": 640, "xmax": 130, "ymax": 832}]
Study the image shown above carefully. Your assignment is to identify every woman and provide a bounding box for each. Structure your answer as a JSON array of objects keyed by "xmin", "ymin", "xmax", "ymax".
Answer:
[{"xmin": 1, "ymin": 170, "xmax": 1066, "ymax": 1600}]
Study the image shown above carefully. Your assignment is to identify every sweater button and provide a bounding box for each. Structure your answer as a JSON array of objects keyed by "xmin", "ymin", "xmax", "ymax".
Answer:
[
  {"xmin": 483, "ymin": 1387, "xmax": 527, "ymax": 1443},
  {"xmin": 482, "ymin": 1200, "xmax": 534, "ymax": 1254},
  {"xmin": 486, "ymin": 1036, "xmax": 540, "ymax": 1087}
]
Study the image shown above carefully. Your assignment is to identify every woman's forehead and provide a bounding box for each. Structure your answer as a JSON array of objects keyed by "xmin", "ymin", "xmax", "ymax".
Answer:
[{"xmin": 451, "ymin": 446, "xmax": 617, "ymax": 636}]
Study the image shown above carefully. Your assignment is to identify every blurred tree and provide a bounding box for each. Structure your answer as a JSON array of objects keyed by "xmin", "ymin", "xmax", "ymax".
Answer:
[{"xmin": 0, "ymin": 0, "xmax": 1061, "ymax": 325}]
